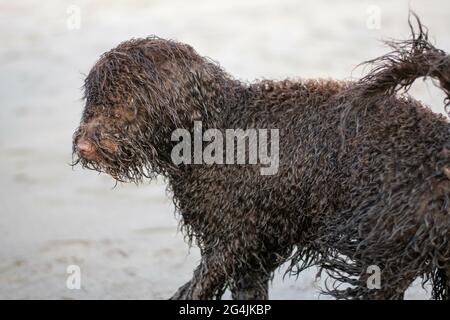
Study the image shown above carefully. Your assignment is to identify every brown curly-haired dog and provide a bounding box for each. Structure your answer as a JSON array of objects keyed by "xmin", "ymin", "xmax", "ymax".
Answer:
[{"xmin": 73, "ymin": 15, "xmax": 450, "ymax": 299}]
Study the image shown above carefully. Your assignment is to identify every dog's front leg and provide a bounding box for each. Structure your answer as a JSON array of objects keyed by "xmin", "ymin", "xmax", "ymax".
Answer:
[
  {"xmin": 229, "ymin": 250, "xmax": 285, "ymax": 300},
  {"xmin": 170, "ymin": 279, "xmax": 193, "ymax": 300},
  {"xmin": 170, "ymin": 257, "xmax": 227, "ymax": 300},
  {"xmin": 230, "ymin": 270, "xmax": 270, "ymax": 300}
]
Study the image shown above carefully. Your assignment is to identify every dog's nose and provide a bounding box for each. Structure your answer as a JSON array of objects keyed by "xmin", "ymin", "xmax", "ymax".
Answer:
[{"xmin": 77, "ymin": 139, "xmax": 97, "ymax": 160}]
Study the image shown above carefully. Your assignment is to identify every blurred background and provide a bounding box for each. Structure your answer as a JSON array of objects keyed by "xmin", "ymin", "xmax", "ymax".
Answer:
[{"xmin": 1, "ymin": 0, "xmax": 449, "ymax": 299}]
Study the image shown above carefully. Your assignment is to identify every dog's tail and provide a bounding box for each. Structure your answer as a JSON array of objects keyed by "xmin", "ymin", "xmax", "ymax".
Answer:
[{"xmin": 354, "ymin": 12, "xmax": 450, "ymax": 109}]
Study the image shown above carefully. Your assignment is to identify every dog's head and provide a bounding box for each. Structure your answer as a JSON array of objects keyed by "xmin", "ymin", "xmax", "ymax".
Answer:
[{"xmin": 72, "ymin": 37, "xmax": 221, "ymax": 182}]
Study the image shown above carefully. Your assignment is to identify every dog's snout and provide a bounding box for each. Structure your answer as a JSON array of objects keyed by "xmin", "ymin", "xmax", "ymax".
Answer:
[{"xmin": 77, "ymin": 138, "xmax": 97, "ymax": 160}]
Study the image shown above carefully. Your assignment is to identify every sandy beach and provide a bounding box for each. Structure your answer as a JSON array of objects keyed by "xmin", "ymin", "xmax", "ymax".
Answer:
[{"xmin": 1, "ymin": 0, "xmax": 449, "ymax": 299}]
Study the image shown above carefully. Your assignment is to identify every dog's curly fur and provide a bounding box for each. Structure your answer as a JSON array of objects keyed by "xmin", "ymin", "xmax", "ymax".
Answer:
[{"xmin": 73, "ymin": 14, "xmax": 450, "ymax": 299}]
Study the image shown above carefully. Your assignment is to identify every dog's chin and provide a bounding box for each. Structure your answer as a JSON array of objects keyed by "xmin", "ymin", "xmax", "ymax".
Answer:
[
  {"xmin": 75, "ymin": 148, "xmax": 156, "ymax": 184},
  {"xmin": 102, "ymin": 163, "xmax": 145, "ymax": 184},
  {"xmin": 76, "ymin": 156, "xmax": 111, "ymax": 177},
  {"xmin": 88, "ymin": 160, "xmax": 123, "ymax": 181},
  {"xmin": 104, "ymin": 167, "xmax": 129, "ymax": 183}
]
